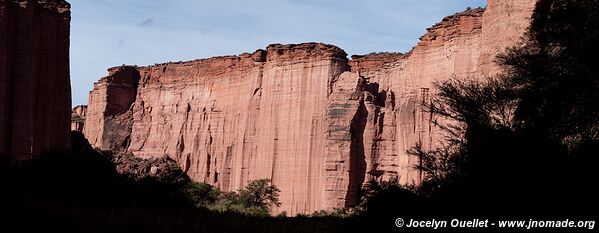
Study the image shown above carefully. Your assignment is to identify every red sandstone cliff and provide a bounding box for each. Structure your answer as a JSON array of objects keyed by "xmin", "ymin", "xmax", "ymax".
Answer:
[
  {"xmin": 341, "ymin": 2, "xmax": 535, "ymax": 185},
  {"xmin": 0, "ymin": 0, "xmax": 71, "ymax": 159},
  {"xmin": 86, "ymin": 43, "xmax": 349, "ymax": 214},
  {"xmin": 84, "ymin": 0, "xmax": 537, "ymax": 214}
]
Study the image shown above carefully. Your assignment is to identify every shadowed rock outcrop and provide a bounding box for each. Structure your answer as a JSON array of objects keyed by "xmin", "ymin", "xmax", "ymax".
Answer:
[
  {"xmin": 71, "ymin": 105, "xmax": 87, "ymax": 132},
  {"xmin": 85, "ymin": 66, "xmax": 139, "ymax": 152},
  {"xmin": 84, "ymin": 0, "xmax": 537, "ymax": 214},
  {"xmin": 0, "ymin": 0, "xmax": 71, "ymax": 159}
]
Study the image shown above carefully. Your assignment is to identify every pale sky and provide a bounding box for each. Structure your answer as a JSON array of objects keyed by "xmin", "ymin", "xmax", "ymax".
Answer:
[{"xmin": 70, "ymin": 0, "xmax": 487, "ymax": 106}]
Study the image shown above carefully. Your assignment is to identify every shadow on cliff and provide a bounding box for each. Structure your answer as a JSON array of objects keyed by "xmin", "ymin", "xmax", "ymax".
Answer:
[
  {"xmin": 346, "ymin": 99, "xmax": 368, "ymax": 207},
  {"xmin": 0, "ymin": 131, "xmax": 357, "ymax": 233}
]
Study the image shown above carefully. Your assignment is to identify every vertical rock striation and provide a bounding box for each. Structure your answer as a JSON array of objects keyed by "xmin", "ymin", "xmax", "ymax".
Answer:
[
  {"xmin": 84, "ymin": 0, "xmax": 537, "ymax": 214},
  {"xmin": 85, "ymin": 43, "xmax": 349, "ymax": 214},
  {"xmin": 478, "ymin": 0, "xmax": 538, "ymax": 75},
  {"xmin": 345, "ymin": 2, "xmax": 536, "ymax": 186},
  {"xmin": 381, "ymin": 8, "xmax": 488, "ymax": 185},
  {"xmin": 0, "ymin": 0, "xmax": 71, "ymax": 159},
  {"xmin": 84, "ymin": 66, "xmax": 139, "ymax": 151}
]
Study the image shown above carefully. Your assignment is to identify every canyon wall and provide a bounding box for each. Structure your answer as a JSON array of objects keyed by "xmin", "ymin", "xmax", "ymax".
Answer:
[
  {"xmin": 84, "ymin": 66, "xmax": 139, "ymax": 151},
  {"xmin": 84, "ymin": 0, "xmax": 537, "ymax": 214},
  {"xmin": 0, "ymin": 0, "xmax": 71, "ymax": 159},
  {"xmin": 86, "ymin": 44, "xmax": 349, "ymax": 214}
]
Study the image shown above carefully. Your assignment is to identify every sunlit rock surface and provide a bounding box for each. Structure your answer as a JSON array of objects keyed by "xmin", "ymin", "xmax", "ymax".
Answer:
[{"xmin": 84, "ymin": 0, "xmax": 537, "ymax": 214}]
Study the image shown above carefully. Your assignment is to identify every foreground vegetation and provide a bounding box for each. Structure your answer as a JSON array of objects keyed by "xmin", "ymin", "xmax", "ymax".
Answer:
[{"xmin": 0, "ymin": 132, "xmax": 359, "ymax": 233}]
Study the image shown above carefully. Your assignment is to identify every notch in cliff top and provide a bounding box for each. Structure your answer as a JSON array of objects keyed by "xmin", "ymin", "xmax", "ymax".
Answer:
[{"xmin": 251, "ymin": 49, "xmax": 267, "ymax": 62}]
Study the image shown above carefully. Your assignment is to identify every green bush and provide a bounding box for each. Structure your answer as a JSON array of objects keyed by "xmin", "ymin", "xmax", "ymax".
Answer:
[
  {"xmin": 184, "ymin": 179, "xmax": 281, "ymax": 217},
  {"xmin": 206, "ymin": 192, "xmax": 242, "ymax": 212},
  {"xmin": 185, "ymin": 182, "xmax": 221, "ymax": 208},
  {"xmin": 238, "ymin": 179, "xmax": 281, "ymax": 210}
]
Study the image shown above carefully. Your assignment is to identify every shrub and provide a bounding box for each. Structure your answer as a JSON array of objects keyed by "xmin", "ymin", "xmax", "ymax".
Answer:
[
  {"xmin": 185, "ymin": 182, "xmax": 221, "ymax": 208},
  {"xmin": 204, "ymin": 179, "xmax": 281, "ymax": 216},
  {"xmin": 238, "ymin": 179, "xmax": 281, "ymax": 210}
]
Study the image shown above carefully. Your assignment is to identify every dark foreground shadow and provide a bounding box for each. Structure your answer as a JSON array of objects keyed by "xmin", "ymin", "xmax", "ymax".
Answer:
[{"xmin": 0, "ymin": 131, "xmax": 359, "ymax": 233}]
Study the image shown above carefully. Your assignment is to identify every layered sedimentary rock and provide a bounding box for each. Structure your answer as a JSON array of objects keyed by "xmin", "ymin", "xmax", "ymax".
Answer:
[
  {"xmin": 344, "ymin": 3, "xmax": 536, "ymax": 185},
  {"xmin": 0, "ymin": 0, "xmax": 71, "ymax": 159},
  {"xmin": 85, "ymin": 43, "xmax": 348, "ymax": 214},
  {"xmin": 84, "ymin": 66, "xmax": 139, "ymax": 151},
  {"xmin": 85, "ymin": 0, "xmax": 537, "ymax": 214},
  {"xmin": 71, "ymin": 105, "xmax": 87, "ymax": 132},
  {"xmin": 365, "ymin": 8, "xmax": 489, "ymax": 185},
  {"xmin": 478, "ymin": 0, "xmax": 538, "ymax": 75}
]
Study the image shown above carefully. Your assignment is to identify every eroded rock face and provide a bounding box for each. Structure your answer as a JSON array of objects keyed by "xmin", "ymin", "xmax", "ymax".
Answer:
[
  {"xmin": 0, "ymin": 0, "xmax": 71, "ymax": 159},
  {"xmin": 86, "ymin": 43, "xmax": 349, "ymax": 214},
  {"xmin": 346, "ymin": 3, "xmax": 536, "ymax": 185},
  {"xmin": 71, "ymin": 105, "xmax": 87, "ymax": 132},
  {"xmin": 478, "ymin": 0, "xmax": 538, "ymax": 75},
  {"xmin": 84, "ymin": 0, "xmax": 537, "ymax": 214},
  {"xmin": 84, "ymin": 66, "xmax": 139, "ymax": 152},
  {"xmin": 375, "ymin": 8, "xmax": 489, "ymax": 185}
]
